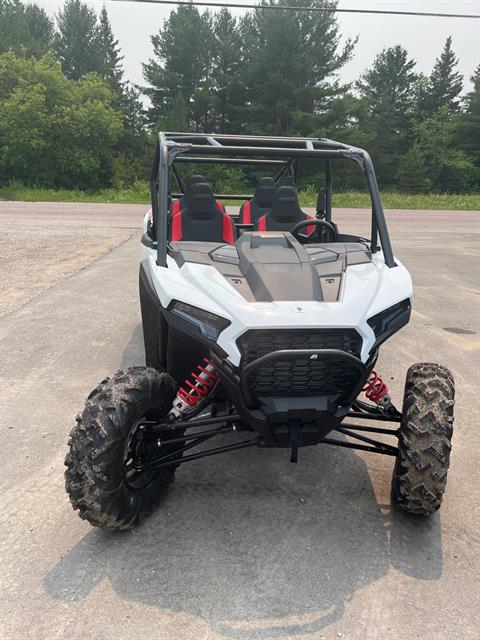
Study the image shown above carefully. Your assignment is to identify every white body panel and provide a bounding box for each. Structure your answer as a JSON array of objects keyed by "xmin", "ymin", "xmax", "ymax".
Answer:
[{"xmin": 141, "ymin": 242, "xmax": 413, "ymax": 367}]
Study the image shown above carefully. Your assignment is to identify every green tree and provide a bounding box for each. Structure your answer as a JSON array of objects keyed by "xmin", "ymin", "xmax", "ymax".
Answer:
[
  {"xmin": 239, "ymin": 0, "xmax": 355, "ymax": 135},
  {"xmin": 396, "ymin": 146, "xmax": 432, "ymax": 193},
  {"xmin": 142, "ymin": 5, "xmax": 216, "ymax": 129},
  {"xmin": 456, "ymin": 65, "xmax": 480, "ymax": 166},
  {"xmin": 23, "ymin": 4, "xmax": 54, "ymax": 57},
  {"xmin": 356, "ymin": 45, "xmax": 418, "ymax": 186},
  {"xmin": 55, "ymin": 73, "xmax": 123, "ymax": 188},
  {"xmin": 54, "ymin": 0, "xmax": 100, "ymax": 80},
  {"xmin": 93, "ymin": 5, "xmax": 149, "ymax": 184},
  {"xmin": 210, "ymin": 8, "xmax": 245, "ymax": 132},
  {"xmin": 0, "ymin": 52, "xmax": 122, "ymax": 188},
  {"xmin": 159, "ymin": 90, "xmax": 188, "ymax": 131},
  {"xmin": 407, "ymin": 107, "xmax": 478, "ymax": 192},
  {"xmin": 0, "ymin": 0, "xmax": 53, "ymax": 57},
  {"xmin": 97, "ymin": 5, "xmax": 123, "ymax": 92},
  {"xmin": 419, "ymin": 37, "xmax": 463, "ymax": 115}
]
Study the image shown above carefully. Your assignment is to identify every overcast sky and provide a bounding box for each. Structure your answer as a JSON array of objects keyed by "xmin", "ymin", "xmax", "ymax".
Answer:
[{"xmin": 35, "ymin": 0, "xmax": 480, "ymax": 95}]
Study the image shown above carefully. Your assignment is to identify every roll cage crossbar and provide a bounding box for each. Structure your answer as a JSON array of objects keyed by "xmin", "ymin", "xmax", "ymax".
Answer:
[{"xmin": 150, "ymin": 132, "xmax": 395, "ymax": 269}]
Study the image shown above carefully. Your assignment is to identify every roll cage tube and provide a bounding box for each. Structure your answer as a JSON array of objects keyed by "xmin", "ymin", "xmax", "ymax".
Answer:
[{"xmin": 152, "ymin": 133, "xmax": 395, "ymax": 268}]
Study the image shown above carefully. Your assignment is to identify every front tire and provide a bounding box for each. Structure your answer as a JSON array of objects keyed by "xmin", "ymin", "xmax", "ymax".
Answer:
[
  {"xmin": 391, "ymin": 363, "xmax": 454, "ymax": 516},
  {"xmin": 65, "ymin": 367, "xmax": 179, "ymax": 530}
]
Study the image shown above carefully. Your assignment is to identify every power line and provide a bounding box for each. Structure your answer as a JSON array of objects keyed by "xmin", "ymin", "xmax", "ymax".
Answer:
[{"xmin": 108, "ymin": 0, "xmax": 480, "ymax": 20}]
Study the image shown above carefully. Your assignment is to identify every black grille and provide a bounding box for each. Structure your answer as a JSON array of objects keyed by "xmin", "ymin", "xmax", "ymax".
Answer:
[{"xmin": 237, "ymin": 329, "xmax": 363, "ymax": 398}]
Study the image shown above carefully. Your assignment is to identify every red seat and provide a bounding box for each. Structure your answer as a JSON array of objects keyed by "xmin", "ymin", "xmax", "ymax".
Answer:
[
  {"xmin": 170, "ymin": 183, "xmax": 235, "ymax": 244},
  {"xmin": 255, "ymin": 186, "xmax": 315, "ymax": 235},
  {"xmin": 239, "ymin": 177, "xmax": 277, "ymax": 224},
  {"xmin": 171, "ymin": 197, "xmax": 226, "ymax": 217},
  {"xmin": 171, "ymin": 175, "xmax": 226, "ymax": 217}
]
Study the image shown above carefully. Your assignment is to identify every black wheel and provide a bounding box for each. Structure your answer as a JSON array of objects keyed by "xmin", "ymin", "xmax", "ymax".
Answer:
[
  {"xmin": 65, "ymin": 367, "xmax": 180, "ymax": 530},
  {"xmin": 392, "ymin": 363, "xmax": 454, "ymax": 516}
]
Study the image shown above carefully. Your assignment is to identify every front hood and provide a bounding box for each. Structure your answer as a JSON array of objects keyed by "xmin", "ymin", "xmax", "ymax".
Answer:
[{"xmin": 147, "ymin": 240, "xmax": 412, "ymax": 366}]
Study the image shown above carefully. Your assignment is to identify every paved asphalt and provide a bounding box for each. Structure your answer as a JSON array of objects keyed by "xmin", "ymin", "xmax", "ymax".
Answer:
[{"xmin": 1, "ymin": 202, "xmax": 479, "ymax": 640}]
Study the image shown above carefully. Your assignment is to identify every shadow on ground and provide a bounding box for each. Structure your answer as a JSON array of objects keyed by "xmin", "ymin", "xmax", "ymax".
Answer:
[
  {"xmin": 45, "ymin": 444, "xmax": 442, "ymax": 638},
  {"xmin": 45, "ymin": 325, "xmax": 443, "ymax": 638}
]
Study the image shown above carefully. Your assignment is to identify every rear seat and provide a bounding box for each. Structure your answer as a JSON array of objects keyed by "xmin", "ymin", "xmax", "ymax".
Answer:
[
  {"xmin": 172, "ymin": 175, "xmax": 226, "ymax": 216},
  {"xmin": 239, "ymin": 177, "xmax": 277, "ymax": 224},
  {"xmin": 170, "ymin": 182, "xmax": 236, "ymax": 244}
]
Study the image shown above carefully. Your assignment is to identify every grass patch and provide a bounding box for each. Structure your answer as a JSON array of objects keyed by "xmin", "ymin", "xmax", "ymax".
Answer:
[
  {"xmin": 1, "ymin": 182, "xmax": 479, "ymax": 211},
  {"xmin": 0, "ymin": 181, "xmax": 150, "ymax": 204},
  {"xmin": 339, "ymin": 191, "xmax": 480, "ymax": 211}
]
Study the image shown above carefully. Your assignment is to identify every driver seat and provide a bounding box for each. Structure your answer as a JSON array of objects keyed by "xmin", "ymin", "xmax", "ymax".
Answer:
[
  {"xmin": 170, "ymin": 183, "xmax": 235, "ymax": 244},
  {"xmin": 255, "ymin": 186, "xmax": 315, "ymax": 235}
]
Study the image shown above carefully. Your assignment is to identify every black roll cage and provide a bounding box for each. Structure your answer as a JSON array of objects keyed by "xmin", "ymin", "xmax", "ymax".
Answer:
[{"xmin": 150, "ymin": 132, "xmax": 395, "ymax": 268}]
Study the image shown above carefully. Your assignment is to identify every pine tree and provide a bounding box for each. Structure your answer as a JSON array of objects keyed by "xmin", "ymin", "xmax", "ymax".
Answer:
[
  {"xmin": 240, "ymin": 0, "xmax": 356, "ymax": 135},
  {"xmin": 54, "ymin": 0, "xmax": 101, "ymax": 80},
  {"xmin": 0, "ymin": 0, "xmax": 53, "ymax": 57},
  {"xmin": 356, "ymin": 46, "xmax": 417, "ymax": 186},
  {"xmin": 210, "ymin": 8, "xmax": 244, "ymax": 132},
  {"xmin": 396, "ymin": 145, "xmax": 432, "ymax": 193},
  {"xmin": 424, "ymin": 37, "xmax": 463, "ymax": 114},
  {"xmin": 93, "ymin": 5, "xmax": 148, "ymax": 186},
  {"xmin": 456, "ymin": 65, "xmax": 480, "ymax": 167},
  {"xmin": 97, "ymin": 5, "xmax": 124, "ymax": 92},
  {"xmin": 357, "ymin": 46, "xmax": 417, "ymax": 125},
  {"xmin": 142, "ymin": 4, "xmax": 216, "ymax": 129},
  {"xmin": 161, "ymin": 91, "xmax": 188, "ymax": 131},
  {"xmin": 23, "ymin": 4, "xmax": 54, "ymax": 57}
]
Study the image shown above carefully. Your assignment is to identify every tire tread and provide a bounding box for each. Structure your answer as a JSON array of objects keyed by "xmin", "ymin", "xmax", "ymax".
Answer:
[
  {"xmin": 65, "ymin": 367, "xmax": 177, "ymax": 530},
  {"xmin": 392, "ymin": 362, "xmax": 454, "ymax": 516}
]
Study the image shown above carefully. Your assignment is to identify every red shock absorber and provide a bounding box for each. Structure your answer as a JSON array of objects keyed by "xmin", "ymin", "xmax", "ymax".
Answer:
[
  {"xmin": 362, "ymin": 370, "xmax": 390, "ymax": 405},
  {"xmin": 169, "ymin": 358, "xmax": 219, "ymax": 419}
]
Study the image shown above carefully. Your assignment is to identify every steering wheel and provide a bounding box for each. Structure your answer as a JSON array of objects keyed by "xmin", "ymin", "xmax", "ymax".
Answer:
[{"xmin": 290, "ymin": 218, "xmax": 337, "ymax": 244}]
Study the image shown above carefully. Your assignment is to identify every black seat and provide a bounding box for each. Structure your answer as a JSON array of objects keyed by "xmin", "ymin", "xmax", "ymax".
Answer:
[
  {"xmin": 171, "ymin": 183, "xmax": 235, "ymax": 244},
  {"xmin": 255, "ymin": 186, "xmax": 314, "ymax": 233},
  {"xmin": 171, "ymin": 174, "xmax": 226, "ymax": 216},
  {"xmin": 239, "ymin": 177, "xmax": 277, "ymax": 224},
  {"xmin": 171, "ymin": 175, "xmax": 205, "ymax": 216}
]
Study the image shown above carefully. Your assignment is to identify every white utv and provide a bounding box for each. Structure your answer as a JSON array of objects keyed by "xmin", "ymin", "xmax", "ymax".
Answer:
[{"xmin": 65, "ymin": 133, "xmax": 454, "ymax": 529}]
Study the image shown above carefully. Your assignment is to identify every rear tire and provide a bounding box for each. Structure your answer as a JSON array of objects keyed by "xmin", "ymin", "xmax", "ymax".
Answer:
[
  {"xmin": 65, "ymin": 367, "xmax": 179, "ymax": 530},
  {"xmin": 391, "ymin": 363, "xmax": 454, "ymax": 516}
]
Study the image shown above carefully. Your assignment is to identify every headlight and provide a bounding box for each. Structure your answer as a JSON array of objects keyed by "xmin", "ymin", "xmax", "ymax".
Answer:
[
  {"xmin": 367, "ymin": 298, "xmax": 411, "ymax": 351},
  {"xmin": 169, "ymin": 301, "xmax": 231, "ymax": 340}
]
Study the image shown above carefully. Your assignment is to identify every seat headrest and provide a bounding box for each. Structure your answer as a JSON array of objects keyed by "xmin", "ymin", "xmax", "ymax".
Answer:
[
  {"xmin": 186, "ymin": 183, "xmax": 219, "ymax": 220},
  {"xmin": 186, "ymin": 175, "xmax": 205, "ymax": 187},
  {"xmin": 183, "ymin": 177, "xmax": 207, "ymax": 205},
  {"xmin": 269, "ymin": 186, "xmax": 303, "ymax": 222},
  {"xmin": 254, "ymin": 177, "xmax": 277, "ymax": 208}
]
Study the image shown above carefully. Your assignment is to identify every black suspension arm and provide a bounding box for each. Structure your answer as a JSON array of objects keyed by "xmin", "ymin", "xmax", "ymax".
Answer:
[
  {"xmin": 149, "ymin": 439, "xmax": 259, "ymax": 469},
  {"xmin": 320, "ymin": 437, "xmax": 398, "ymax": 457},
  {"xmin": 347, "ymin": 410, "xmax": 402, "ymax": 423},
  {"xmin": 334, "ymin": 426, "xmax": 398, "ymax": 454},
  {"xmin": 148, "ymin": 413, "xmax": 241, "ymax": 436},
  {"xmin": 338, "ymin": 422, "xmax": 400, "ymax": 436},
  {"xmin": 157, "ymin": 425, "xmax": 236, "ymax": 446}
]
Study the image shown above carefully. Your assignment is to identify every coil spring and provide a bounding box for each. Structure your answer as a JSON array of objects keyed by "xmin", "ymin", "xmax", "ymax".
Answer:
[
  {"xmin": 176, "ymin": 358, "xmax": 219, "ymax": 408},
  {"xmin": 362, "ymin": 370, "xmax": 389, "ymax": 403}
]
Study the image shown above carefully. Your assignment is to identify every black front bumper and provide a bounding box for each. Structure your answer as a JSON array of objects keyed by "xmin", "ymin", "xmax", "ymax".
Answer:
[{"xmin": 212, "ymin": 347, "xmax": 371, "ymax": 447}]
